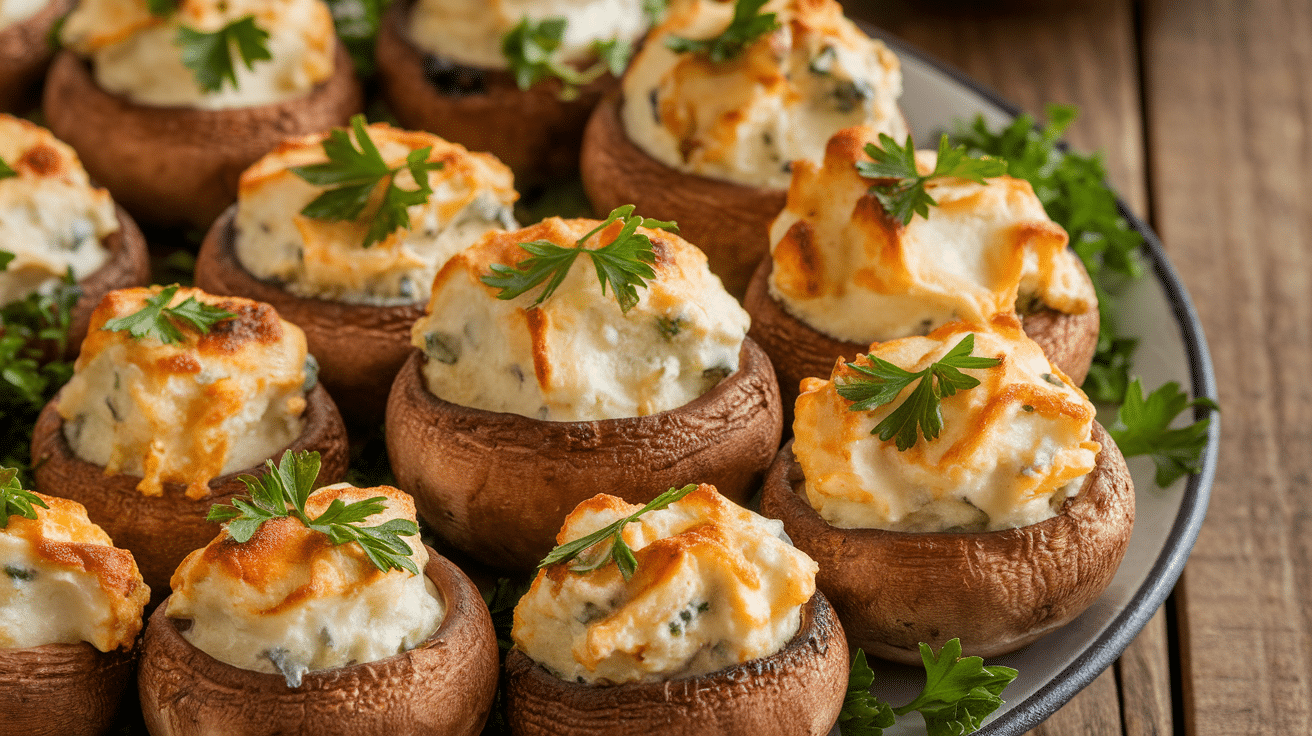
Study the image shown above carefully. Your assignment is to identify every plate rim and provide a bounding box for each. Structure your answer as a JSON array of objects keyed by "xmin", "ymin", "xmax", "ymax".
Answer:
[{"xmin": 865, "ymin": 28, "xmax": 1221, "ymax": 735}]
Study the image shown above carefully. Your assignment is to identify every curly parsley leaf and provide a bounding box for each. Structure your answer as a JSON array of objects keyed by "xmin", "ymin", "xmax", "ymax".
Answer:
[
  {"xmin": 177, "ymin": 16, "xmax": 272, "ymax": 94},
  {"xmin": 1110, "ymin": 378, "xmax": 1218, "ymax": 487},
  {"xmin": 893, "ymin": 639, "xmax": 1019, "ymax": 736},
  {"xmin": 292, "ymin": 114, "xmax": 444, "ymax": 248},
  {"xmin": 207, "ymin": 450, "xmax": 421, "ymax": 575},
  {"xmin": 839, "ymin": 650, "xmax": 896, "ymax": 736},
  {"xmin": 482, "ymin": 204, "xmax": 675, "ymax": 313},
  {"xmin": 539, "ymin": 483, "xmax": 697, "ymax": 581},
  {"xmin": 502, "ymin": 17, "xmax": 617, "ymax": 99},
  {"xmin": 666, "ymin": 0, "xmax": 780, "ymax": 63},
  {"xmin": 0, "ymin": 157, "xmax": 16, "ymax": 180},
  {"xmin": 837, "ymin": 334, "xmax": 1002, "ymax": 451},
  {"xmin": 0, "ymin": 467, "xmax": 48, "ymax": 528},
  {"xmin": 101, "ymin": 284, "xmax": 236, "ymax": 345},
  {"xmin": 857, "ymin": 133, "xmax": 1007, "ymax": 226}
]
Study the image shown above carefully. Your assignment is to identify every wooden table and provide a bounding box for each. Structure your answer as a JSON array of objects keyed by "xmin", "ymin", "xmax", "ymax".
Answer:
[{"xmin": 838, "ymin": 1, "xmax": 1307, "ymax": 734}]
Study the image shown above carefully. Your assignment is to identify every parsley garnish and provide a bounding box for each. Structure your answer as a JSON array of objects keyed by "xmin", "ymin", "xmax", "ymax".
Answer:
[
  {"xmin": 839, "ymin": 641, "xmax": 1018, "ymax": 736},
  {"xmin": 642, "ymin": 0, "xmax": 667, "ymax": 25},
  {"xmin": 481, "ymin": 204, "xmax": 676, "ymax": 313},
  {"xmin": 0, "ymin": 250, "xmax": 13, "ymax": 270},
  {"xmin": 102, "ymin": 284, "xmax": 236, "ymax": 345},
  {"xmin": 1110, "ymin": 378, "xmax": 1218, "ymax": 487},
  {"xmin": 0, "ymin": 467, "xmax": 48, "ymax": 528},
  {"xmin": 146, "ymin": 0, "xmax": 175, "ymax": 17},
  {"xmin": 856, "ymin": 133, "xmax": 1007, "ymax": 227},
  {"xmin": 0, "ymin": 157, "xmax": 16, "ymax": 180},
  {"xmin": 323, "ymin": 0, "xmax": 385, "ymax": 76},
  {"xmin": 177, "ymin": 16, "xmax": 272, "ymax": 94},
  {"xmin": 291, "ymin": 114, "xmax": 444, "ymax": 249},
  {"xmin": 484, "ymin": 576, "xmax": 531, "ymax": 651},
  {"xmin": 537, "ymin": 483, "xmax": 698, "ymax": 581},
  {"xmin": 665, "ymin": 0, "xmax": 780, "ymax": 63},
  {"xmin": 207, "ymin": 450, "xmax": 421, "ymax": 575},
  {"xmin": 501, "ymin": 18, "xmax": 626, "ymax": 99},
  {"xmin": 836, "ymin": 334, "xmax": 1002, "ymax": 451}
]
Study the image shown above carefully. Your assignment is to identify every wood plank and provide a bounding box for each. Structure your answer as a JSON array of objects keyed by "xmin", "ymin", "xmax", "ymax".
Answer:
[
  {"xmin": 1141, "ymin": 0, "xmax": 1312, "ymax": 733},
  {"xmin": 841, "ymin": 3, "xmax": 1174, "ymax": 735}
]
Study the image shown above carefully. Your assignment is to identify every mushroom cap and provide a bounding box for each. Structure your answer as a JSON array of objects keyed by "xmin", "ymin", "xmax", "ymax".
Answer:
[
  {"xmin": 139, "ymin": 547, "xmax": 499, "ymax": 736},
  {"xmin": 759, "ymin": 421, "xmax": 1134, "ymax": 664},
  {"xmin": 0, "ymin": 640, "xmax": 136, "ymax": 736},
  {"xmin": 580, "ymin": 92, "xmax": 786, "ymax": 298},
  {"xmin": 41, "ymin": 42, "xmax": 363, "ymax": 229},
  {"xmin": 375, "ymin": 0, "xmax": 614, "ymax": 186},
  {"xmin": 0, "ymin": 0, "xmax": 71, "ymax": 111},
  {"xmin": 384, "ymin": 339, "xmax": 783, "ymax": 571},
  {"xmin": 743, "ymin": 256, "xmax": 1101, "ymax": 429},
  {"xmin": 504, "ymin": 591, "xmax": 848, "ymax": 736},
  {"xmin": 195, "ymin": 204, "xmax": 422, "ymax": 427},
  {"xmin": 30, "ymin": 383, "xmax": 350, "ymax": 605},
  {"xmin": 64, "ymin": 205, "xmax": 151, "ymax": 360}
]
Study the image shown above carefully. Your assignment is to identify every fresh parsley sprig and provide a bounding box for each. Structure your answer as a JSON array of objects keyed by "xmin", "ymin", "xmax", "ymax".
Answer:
[
  {"xmin": 177, "ymin": 16, "xmax": 272, "ymax": 93},
  {"xmin": 836, "ymin": 334, "xmax": 1002, "ymax": 451},
  {"xmin": 291, "ymin": 114, "xmax": 444, "ymax": 248},
  {"xmin": 501, "ymin": 18, "xmax": 628, "ymax": 100},
  {"xmin": 856, "ymin": 133, "xmax": 1007, "ymax": 227},
  {"xmin": 538, "ymin": 484, "xmax": 698, "ymax": 581},
  {"xmin": 481, "ymin": 204, "xmax": 676, "ymax": 313},
  {"xmin": 666, "ymin": 0, "xmax": 780, "ymax": 63},
  {"xmin": 0, "ymin": 157, "xmax": 16, "ymax": 180},
  {"xmin": 1110, "ymin": 378, "xmax": 1218, "ymax": 487},
  {"xmin": 207, "ymin": 450, "xmax": 421, "ymax": 575},
  {"xmin": 102, "ymin": 284, "xmax": 236, "ymax": 345},
  {"xmin": 839, "ymin": 641, "xmax": 1018, "ymax": 736},
  {"xmin": 0, "ymin": 467, "xmax": 48, "ymax": 529}
]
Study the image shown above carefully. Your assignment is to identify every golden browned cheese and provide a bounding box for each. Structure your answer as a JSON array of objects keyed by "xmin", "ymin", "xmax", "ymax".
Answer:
[
  {"xmin": 58, "ymin": 287, "xmax": 309, "ymax": 500},
  {"xmin": 0, "ymin": 492, "xmax": 149, "ymax": 651},
  {"xmin": 793, "ymin": 315, "xmax": 1099, "ymax": 531},
  {"xmin": 768, "ymin": 125, "xmax": 1096, "ymax": 344}
]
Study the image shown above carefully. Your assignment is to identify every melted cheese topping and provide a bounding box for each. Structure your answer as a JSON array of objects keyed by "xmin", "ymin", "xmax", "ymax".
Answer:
[
  {"xmin": 0, "ymin": 492, "xmax": 149, "ymax": 652},
  {"xmin": 167, "ymin": 483, "xmax": 442, "ymax": 686},
  {"xmin": 412, "ymin": 217, "xmax": 749, "ymax": 421},
  {"xmin": 769, "ymin": 127, "xmax": 1097, "ymax": 343},
  {"xmin": 57, "ymin": 287, "xmax": 309, "ymax": 500},
  {"xmin": 60, "ymin": 0, "xmax": 335, "ymax": 109},
  {"xmin": 513, "ymin": 484, "xmax": 816, "ymax": 684},
  {"xmin": 0, "ymin": 0, "xmax": 46, "ymax": 27},
  {"xmin": 235, "ymin": 123, "xmax": 518, "ymax": 305},
  {"xmin": 407, "ymin": 0, "xmax": 649, "ymax": 69},
  {"xmin": 0, "ymin": 116, "xmax": 117, "ymax": 307},
  {"xmin": 621, "ymin": 0, "xmax": 904, "ymax": 190},
  {"xmin": 793, "ymin": 316, "xmax": 1100, "ymax": 532}
]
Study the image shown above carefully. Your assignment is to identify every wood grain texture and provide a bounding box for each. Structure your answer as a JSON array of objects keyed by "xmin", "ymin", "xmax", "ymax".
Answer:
[{"xmin": 1141, "ymin": 0, "xmax": 1312, "ymax": 733}]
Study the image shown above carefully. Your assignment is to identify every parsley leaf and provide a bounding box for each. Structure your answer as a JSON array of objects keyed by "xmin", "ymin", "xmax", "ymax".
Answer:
[
  {"xmin": 502, "ymin": 18, "xmax": 616, "ymax": 100},
  {"xmin": 839, "ymin": 650, "xmax": 896, "ymax": 736},
  {"xmin": 836, "ymin": 334, "xmax": 1002, "ymax": 451},
  {"xmin": 0, "ymin": 467, "xmax": 48, "ymax": 529},
  {"xmin": 1110, "ymin": 378, "xmax": 1218, "ymax": 487},
  {"xmin": 146, "ymin": 0, "xmax": 176, "ymax": 17},
  {"xmin": 0, "ymin": 157, "xmax": 16, "ymax": 180},
  {"xmin": 856, "ymin": 133, "xmax": 1008, "ymax": 227},
  {"xmin": 538, "ymin": 483, "xmax": 698, "ymax": 581},
  {"xmin": 0, "ymin": 250, "xmax": 13, "ymax": 270},
  {"xmin": 177, "ymin": 16, "xmax": 272, "ymax": 94},
  {"xmin": 893, "ymin": 639, "xmax": 1019, "ymax": 736},
  {"xmin": 482, "ymin": 204, "xmax": 676, "ymax": 313},
  {"xmin": 666, "ymin": 0, "xmax": 780, "ymax": 63},
  {"xmin": 291, "ymin": 114, "xmax": 444, "ymax": 248},
  {"xmin": 642, "ymin": 0, "xmax": 668, "ymax": 25},
  {"xmin": 484, "ymin": 576, "xmax": 532, "ymax": 651},
  {"xmin": 207, "ymin": 450, "xmax": 421, "ymax": 575},
  {"xmin": 322, "ymin": 0, "xmax": 385, "ymax": 76},
  {"xmin": 101, "ymin": 284, "xmax": 236, "ymax": 345}
]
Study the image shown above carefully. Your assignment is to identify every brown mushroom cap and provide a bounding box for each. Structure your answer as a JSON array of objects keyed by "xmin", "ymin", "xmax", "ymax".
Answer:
[
  {"xmin": 30, "ymin": 383, "xmax": 350, "ymax": 604},
  {"xmin": 139, "ymin": 547, "xmax": 499, "ymax": 736},
  {"xmin": 580, "ymin": 92, "xmax": 786, "ymax": 298},
  {"xmin": 195, "ymin": 204, "xmax": 422, "ymax": 427},
  {"xmin": 0, "ymin": 641, "xmax": 136, "ymax": 736},
  {"xmin": 504, "ymin": 591, "xmax": 847, "ymax": 736},
  {"xmin": 375, "ymin": 0, "xmax": 614, "ymax": 186},
  {"xmin": 41, "ymin": 42, "xmax": 364, "ymax": 229},
  {"xmin": 759, "ymin": 421, "xmax": 1134, "ymax": 665},
  {"xmin": 64, "ymin": 205, "xmax": 152, "ymax": 360},
  {"xmin": 743, "ymin": 256, "xmax": 1101, "ymax": 429},
  {"xmin": 385, "ymin": 339, "xmax": 783, "ymax": 571},
  {"xmin": 0, "ymin": 0, "xmax": 71, "ymax": 112}
]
